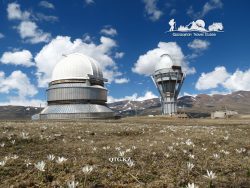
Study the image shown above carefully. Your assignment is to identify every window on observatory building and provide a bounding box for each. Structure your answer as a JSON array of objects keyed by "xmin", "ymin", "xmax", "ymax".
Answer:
[{"xmin": 161, "ymin": 82, "xmax": 176, "ymax": 93}]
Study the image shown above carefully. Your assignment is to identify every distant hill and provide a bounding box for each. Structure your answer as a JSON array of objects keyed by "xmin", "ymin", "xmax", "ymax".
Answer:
[
  {"xmin": 178, "ymin": 91, "xmax": 250, "ymax": 114},
  {"xmin": 0, "ymin": 106, "xmax": 43, "ymax": 120},
  {"xmin": 0, "ymin": 91, "xmax": 249, "ymax": 119},
  {"xmin": 109, "ymin": 91, "xmax": 250, "ymax": 117}
]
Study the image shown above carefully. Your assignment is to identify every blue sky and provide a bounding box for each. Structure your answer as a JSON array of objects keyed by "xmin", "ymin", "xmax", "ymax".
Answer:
[{"xmin": 0, "ymin": 0, "xmax": 250, "ymax": 106}]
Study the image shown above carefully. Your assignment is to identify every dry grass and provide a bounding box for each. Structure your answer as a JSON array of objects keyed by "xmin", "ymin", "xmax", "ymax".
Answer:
[{"xmin": 0, "ymin": 117, "xmax": 249, "ymax": 187}]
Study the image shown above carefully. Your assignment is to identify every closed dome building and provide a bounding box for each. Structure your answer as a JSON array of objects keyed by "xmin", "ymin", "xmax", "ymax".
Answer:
[
  {"xmin": 152, "ymin": 54, "xmax": 185, "ymax": 115},
  {"xmin": 33, "ymin": 53, "xmax": 115, "ymax": 120}
]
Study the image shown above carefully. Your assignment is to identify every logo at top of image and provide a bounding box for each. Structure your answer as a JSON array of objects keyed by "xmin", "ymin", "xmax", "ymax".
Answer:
[{"xmin": 168, "ymin": 19, "xmax": 224, "ymax": 37}]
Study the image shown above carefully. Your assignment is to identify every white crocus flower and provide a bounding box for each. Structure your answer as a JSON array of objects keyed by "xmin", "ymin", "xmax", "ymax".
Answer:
[
  {"xmin": 185, "ymin": 139, "xmax": 193, "ymax": 146},
  {"xmin": 21, "ymin": 132, "xmax": 29, "ymax": 139},
  {"xmin": 25, "ymin": 159, "xmax": 32, "ymax": 167},
  {"xmin": 187, "ymin": 162, "xmax": 194, "ymax": 171},
  {"xmin": 204, "ymin": 170, "xmax": 217, "ymax": 180},
  {"xmin": 4, "ymin": 156, "xmax": 11, "ymax": 161},
  {"xmin": 35, "ymin": 161, "xmax": 46, "ymax": 171},
  {"xmin": 56, "ymin": 156, "xmax": 67, "ymax": 164},
  {"xmin": 67, "ymin": 180, "xmax": 79, "ymax": 188},
  {"xmin": 186, "ymin": 182, "xmax": 199, "ymax": 188},
  {"xmin": 119, "ymin": 151, "xmax": 125, "ymax": 157},
  {"xmin": 47, "ymin": 154, "xmax": 55, "ymax": 161},
  {"xmin": 115, "ymin": 147, "xmax": 121, "ymax": 151},
  {"xmin": 11, "ymin": 155, "xmax": 19, "ymax": 159},
  {"xmin": 213, "ymin": 154, "xmax": 220, "ymax": 159},
  {"xmin": 126, "ymin": 160, "xmax": 135, "ymax": 167},
  {"xmin": 168, "ymin": 146, "xmax": 174, "ymax": 151},
  {"xmin": 82, "ymin": 165, "xmax": 94, "ymax": 174},
  {"xmin": 164, "ymin": 153, "xmax": 170, "ymax": 158},
  {"xmin": 188, "ymin": 154, "xmax": 195, "ymax": 159},
  {"xmin": 236, "ymin": 148, "xmax": 246, "ymax": 154},
  {"xmin": 125, "ymin": 148, "xmax": 131, "ymax": 153},
  {"xmin": 0, "ymin": 160, "xmax": 6, "ymax": 166}
]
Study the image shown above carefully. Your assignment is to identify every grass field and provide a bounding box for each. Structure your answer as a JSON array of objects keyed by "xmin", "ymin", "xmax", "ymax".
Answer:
[{"xmin": 0, "ymin": 117, "xmax": 249, "ymax": 187}]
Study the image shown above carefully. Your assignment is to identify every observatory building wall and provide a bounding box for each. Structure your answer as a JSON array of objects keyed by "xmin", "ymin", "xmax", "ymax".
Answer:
[{"xmin": 47, "ymin": 83, "xmax": 107, "ymax": 103}]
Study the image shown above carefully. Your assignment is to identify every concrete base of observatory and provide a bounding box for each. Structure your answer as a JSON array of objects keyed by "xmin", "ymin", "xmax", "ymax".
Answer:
[
  {"xmin": 162, "ymin": 98, "xmax": 177, "ymax": 115},
  {"xmin": 32, "ymin": 104, "xmax": 115, "ymax": 120}
]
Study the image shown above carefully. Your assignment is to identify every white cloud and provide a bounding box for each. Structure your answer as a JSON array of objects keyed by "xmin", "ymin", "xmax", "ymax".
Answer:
[
  {"xmin": 85, "ymin": 0, "xmax": 95, "ymax": 5},
  {"xmin": 7, "ymin": 2, "xmax": 30, "ymax": 20},
  {"xmin": 187, "ymin": 39, "xmax": 210, "ymax": 60},
  {"xmin": 8, "ymin": 2, "xmax": 57, "ymax": 23},
  {"xmin": 115, "ymin": 52, "xmax": 124, "ymax": 59},
  {"xmin": 223, "ymin": 69, "xmax": 250, "ymax": 91},
  {"xmin": 0, "ymin": 70, "xmax": 43, "ymax": 107},
  {"xmin": 182, "ymin": 91, "xmax": 230, "ymax": 97},
  {"xmin": 114, "ymin": 78, "xmax": 130, "ymax": 84},
  {"xmin": 187, "ymin": 0, "xmax": 223, "ymax": 18},
  {"xmin": 143, "ymin": 0, "xmax": 163, "ymax": 21},
  {"xmin": 195, "ymin": 66, "xmax": 230, "ymax": 90},
  {"xmin": 35, "ymin": 35, "xmax": 123, "ymax": 87},
  {"xmin": 169, "ymin": 9, "xmax": 177, "ymax": 16},
  {"xmin": 0, "ymin": 50, "xmax": 34, "ymax": 67},
  {"xmin": 0, "ymin": 98, "xmax": 45, "ymax": 107},
  {"xmin": 188, "ymin": 39, "xmax": 210, "ymax": 51},
  {"xmin": 0, "ymin": 33, "xmax": 4, "ymax": 39},
  {"xmin": 136, "ymin": 91, "xmax": 158, "ymax": 101},
  {"xmin": 99, "ymin": 36, "xmax": 117, "ymax": 49},
  {"xmin": 17, "ymin": 21, "xmax": 51, "ymax": 44},
  {"xmin": 202, "ymin": 0, "xmax": 223, "ymax": 16},
  {"xmin": 82, "ymin": 33, "xmax": 92, "ymax": 43},
  {"xmin": 108, "ymin": 91, "xmax": 158, "ymax": 103},
  {"xmin": 132, "ymin": 42, "xmax": 196, "ymax": 76},
  {"xmin": 7, "ymin": 2, "xmax": 52, "ymax": 44},
  {"xmin": 39, "ymin": 1, "xmax": 55, "ymax": 9},
  {"xmin": 183, "ymin": 92, "xmax": 197, "ymax": 98},
  {"xmin": 208, "ymin": 90, "xmax": 230, "ymax": 95},
  {"xmin": 196, "ymin": 66, "xmax": 250, "ymax": 91},
  {"xmin": 0, "ymin": 70, "xmax": 37, "ymax": 98},
  {"xmin": 100, "ymin": 26, "xmax": 117, "ymax": 37},
  {"xmin": 35, "ymin": 13, "xmax": 58, "ymax": 22}
]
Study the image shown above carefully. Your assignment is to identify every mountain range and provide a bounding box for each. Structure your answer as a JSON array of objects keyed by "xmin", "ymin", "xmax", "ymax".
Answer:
[
  {"xmin": 109, "ymin": 90, "xmax": 250, "ymax": 117},
  {"xmin": 0, "ymin": 91, "xmax": 249, "ymax": 119}
]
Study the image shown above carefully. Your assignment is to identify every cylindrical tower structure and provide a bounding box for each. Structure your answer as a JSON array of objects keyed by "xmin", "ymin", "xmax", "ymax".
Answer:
[
  {"xmin": 32, "ymin": 53, "xmax": 115, "ymax": 120},
  {"xmin": 152, "ymin": 54, "xmax": 185, "ymax": 115}
]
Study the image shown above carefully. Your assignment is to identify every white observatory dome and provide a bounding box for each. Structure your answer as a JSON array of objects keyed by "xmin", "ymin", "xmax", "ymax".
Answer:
[
  {"xmin": 51, "ymin": 53, "xmax": 103, "ymax": 81},
  {"xmin": 154, "ymin": 54, "xmax": 175, "ymax": 71}
]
